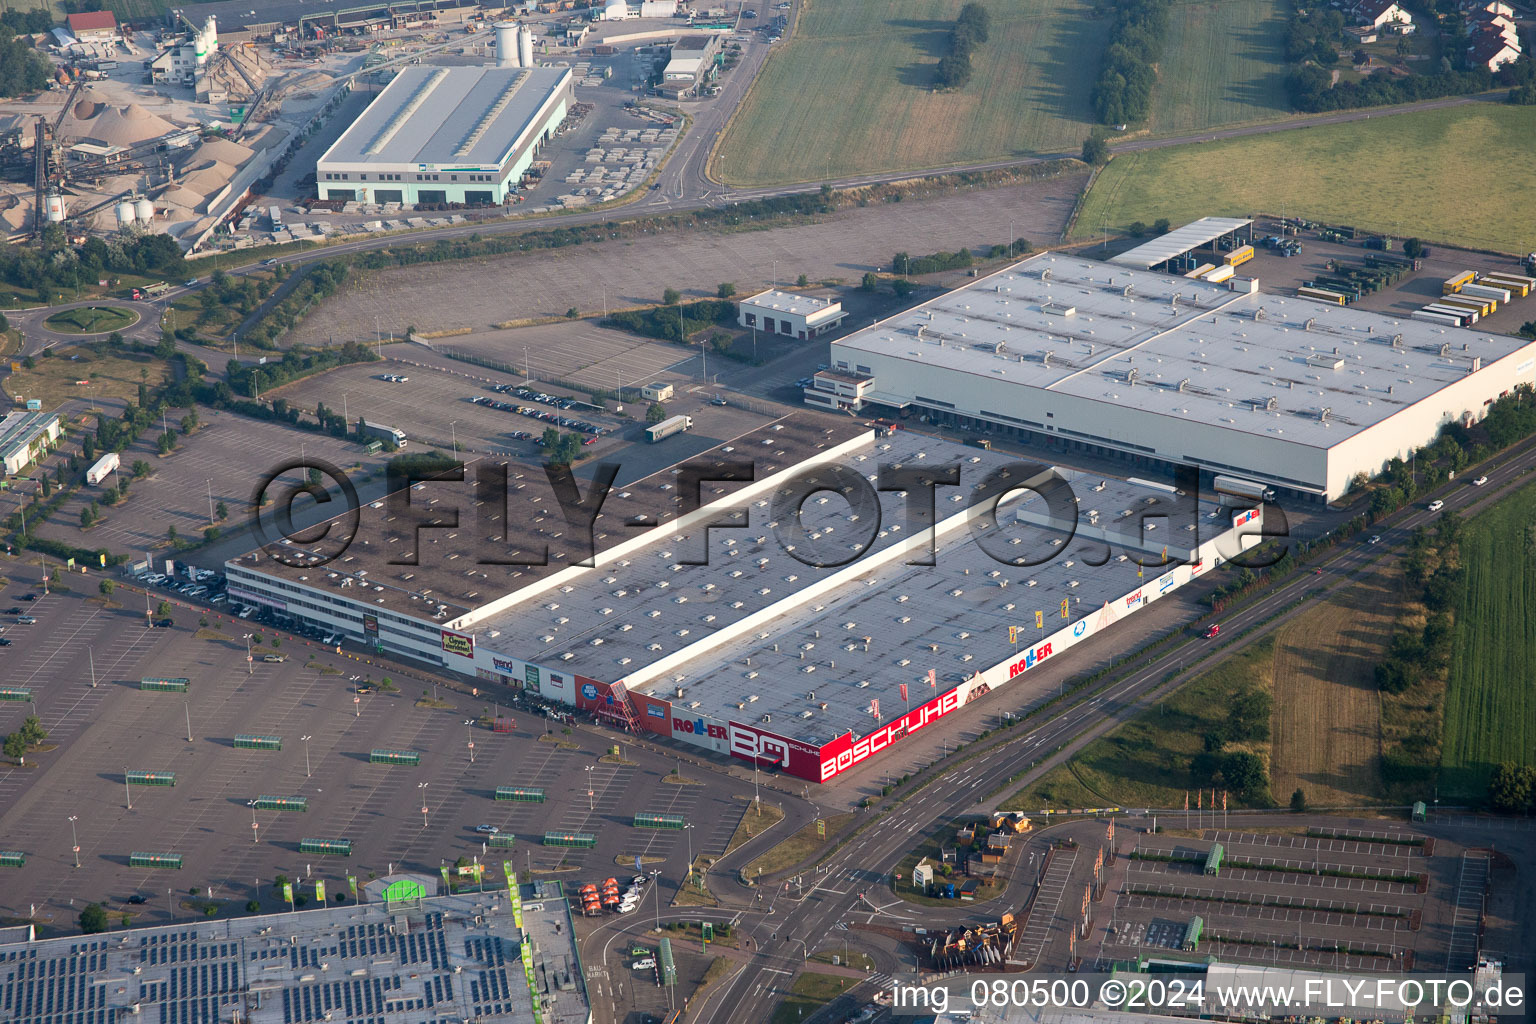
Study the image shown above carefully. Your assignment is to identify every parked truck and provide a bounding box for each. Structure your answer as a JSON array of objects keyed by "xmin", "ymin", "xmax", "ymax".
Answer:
[
  {"xmin": 85, "ymin": 452, "xmax": 120, "ymax": 486},
  {"xmin": 645, "ymin": 415, "xmax": 692, "ymax": 443},
  {"xmin": 1212, "ymin": 474, "xmax": 1275, "ymax": 504},
  {"xmin": 268, "ymin": 205, "xmax": 283, "ymax": 231},
  {"xmin": 358, "ymin": 420, "xmax": 407, "ymax": 449}
]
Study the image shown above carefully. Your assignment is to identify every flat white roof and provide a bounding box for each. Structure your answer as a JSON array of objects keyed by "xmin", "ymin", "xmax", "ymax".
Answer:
[
  {"xmin": 318, "ymin": 65, "xmax": 569, "ymax": 169},
  {"xmin": 741, "ymin": 289, "xmax": 841, "ymax": 319},
  {"xmin": 1110, "ymin": 217, "xmax": 1253, "ymax": 269},
  {"xmin": 831, "ymin": 252, "xmax": 1536, "ymax": 451},
  {"xmin": 663, "ymin": 57, "xmax": 703, "ymax": 76}
]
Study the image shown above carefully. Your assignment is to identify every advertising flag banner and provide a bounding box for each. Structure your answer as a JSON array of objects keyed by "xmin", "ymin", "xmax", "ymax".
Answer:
[
  {"xmin": 870, "ymin": 698, "xmax": 880, "ymax": 720},
  {"xmin": 440, "ymin": 866, "xmax": 451, "ymax": 890},
  {"xmin": 899, "ymin": 683, "xmax": 907, "ymax": 702},
  {"xmin": 348, "ymin": 876, "xmax": 358, "ymax": 897},
  {"xmin": 1036, "ymin": 610, "xmax": 1044, "ymax": 628},
  {"xmin": 282, "ymin": 883, "xmax": 293, "ymax": 904},
  {"xmin": 816, "ymin": 818, "xmax": 825, "ymax": 837},
  {"xmin": 315, "ymin": 881, "xmax": 325, "ymax": 903}
]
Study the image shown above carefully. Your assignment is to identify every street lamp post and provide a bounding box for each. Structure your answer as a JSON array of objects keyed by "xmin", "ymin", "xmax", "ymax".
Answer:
[
  {"xmin": 301, "ymin": 735, "xmax": 313, "ymax": 778},
  {"xmin": 68, "ymin": 815, "xmax": 79, "ymax": 869},
  {"xmin": 684, "ymin": 823, "xmax": 695, "ymax": 889},
  {"xmin": 650, "ymin": 869, "xmax": 661, "ymax": 930}
]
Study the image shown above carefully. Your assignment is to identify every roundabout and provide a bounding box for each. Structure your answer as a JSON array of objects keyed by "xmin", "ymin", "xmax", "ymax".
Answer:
[{"xmin": 41, "ymin": 305, "xmax": 140, "ymax": 335}]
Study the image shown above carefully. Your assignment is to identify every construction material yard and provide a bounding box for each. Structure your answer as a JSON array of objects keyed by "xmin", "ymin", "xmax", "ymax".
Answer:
[{"xmin": 1076, "ymin": 104, "xmax": 1536, "ymax": 254}]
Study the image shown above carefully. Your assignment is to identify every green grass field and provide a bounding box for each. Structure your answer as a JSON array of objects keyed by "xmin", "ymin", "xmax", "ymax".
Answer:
[
  {"xmin": 1439, "ymin": 480, "xmax": 1536, "ymax": 798},
  {"xmin": 715, "ymin": 0, "xmax": 1109, "ymax": 186},
  {"xmin": 1150, "ymin": 0, "xmax": 1291, "ymax": 134},
  {"xmin": 43, "ymin": 306, "xmax": 138, "ymax": 334},
  {"xmin": 1002, "ymin": 639, "xmax": 1277, "ymax": 812},
  {"xmin": 1077, "ymin": 104, "xmax": 1536, "ymax": 253}
]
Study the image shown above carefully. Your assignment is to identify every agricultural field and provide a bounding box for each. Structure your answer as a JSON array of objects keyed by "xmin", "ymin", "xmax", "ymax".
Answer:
[
  {"xmin": 1268, "ymin": 570, "xmax": 1406, "ymax": 807},
  {"xmin": 1148, "ymin": 0, "xmax": 1291, "ymax": 134},
  {"xmin": 1003, "ymin": 639, "xmax": 1277, "ymax": 813},
  {"xmin": 1076, "ymin": 104, "xmax": 1536, "ymax": 253},
  {"xmin": 1439, "ymin": 479, "xmax": 1536, "ymax": 797},
  {"xmin": 715, "ymin": 0, "xmax": 1108, "ymax": 186}
]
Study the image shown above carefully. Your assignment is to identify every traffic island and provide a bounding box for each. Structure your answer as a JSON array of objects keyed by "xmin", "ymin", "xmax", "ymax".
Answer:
[{"xmin": 42, "ymin": 306, "xmax": 139, "ymax": 334}]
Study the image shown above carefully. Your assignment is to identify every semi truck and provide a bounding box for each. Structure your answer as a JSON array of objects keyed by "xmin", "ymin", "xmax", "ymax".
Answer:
[
  {"xmin": 359, "ymin": 420, "xmax": 407, "ymax": 449},
  {"xmin": 1212, "ymin": 475, "xmax": 1275, "ymax": 503},
  {"xmin": 85, "ymin": 452, "xmax": 119, "ymax": 485},
  {"xmin": 645, "ymin": 415, "xmax": 692, "ymax": 443},
  {"xmin": 269, "ymin": 205, "xmax": 283, "ymax": 231}
]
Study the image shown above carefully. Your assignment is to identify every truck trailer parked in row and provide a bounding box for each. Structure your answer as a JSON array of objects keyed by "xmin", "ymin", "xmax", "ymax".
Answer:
[{"xmin": 645, "ymin": 415, "xmax": 693, "ymax": 443}]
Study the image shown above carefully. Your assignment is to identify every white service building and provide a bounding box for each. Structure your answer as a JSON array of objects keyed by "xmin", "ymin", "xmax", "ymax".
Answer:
[
  {"xmin": 316, "ymin": 65, "xmax": 572, "ymax": 207},
  {"xmin": 737, "ymin": 289, "xmax": 846, "ymax": 339},
  {"xmin": 0, "ymin": 409, "xmax": 62, "ymax": 477},
  {"xmin": 813, "ymin": 251, "xmax": 1536, "ymax": 502}
]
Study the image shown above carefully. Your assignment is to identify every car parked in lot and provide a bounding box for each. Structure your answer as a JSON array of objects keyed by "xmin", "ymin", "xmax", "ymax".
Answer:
[
  {"xmin": 474, "ymin": 824, "xmax": 499, "ymax": 834},
  {"xmin": 15, "ymin": 616, "xmax": 35, "ymax": 625},
  {"xmin": 631, "ymin": 959, "xmax": 656, "ymax": 971},
  {"xmin": 3, "ymin": 607, "xmax": 19, "ymax": 615},
  {"xmin": 0, "ymin": 637, "xmax": 12, "ymax": 646}
]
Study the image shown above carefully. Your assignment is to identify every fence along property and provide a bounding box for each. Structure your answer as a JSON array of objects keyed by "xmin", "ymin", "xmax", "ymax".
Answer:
[
  {"xmin": 234, "ymin": 734, "xmax": 283, "ymax": 751},
  {"xmin": 369, "ymin": 748, "xmax": 421, "ymax": 765},
  {"xmin": 298, "ymin": 838, "xmax": 353, "ymax": 856},
  {"xmin": 252, "ymin": 795, "xmax": 308, "ymax": 812},
  {"xmin": 139, "ymin": 677, "xmax": 190, "ymax": 692},
  {"xmin": 129, "ymin": 852, "xmax": 183, "ymax": 869},
  {"xmin": 494, "ymin": 786, "xmax": 545, "ymax": 802},
  {"xmin": 126, "ymin": 770, "xmax": 176, "ymax": 786}
]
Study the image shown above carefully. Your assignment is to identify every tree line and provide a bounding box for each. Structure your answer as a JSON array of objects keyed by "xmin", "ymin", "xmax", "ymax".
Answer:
[
  {"xmin": 0, "ymin": 25, "xmax": 50, "ymax": 99},
  {"xmin": 1091, "ymin": 0, "xmax": 1170, "ymax": 126},
  {"xmin": 935, "ymin": 3, "xmax": 991, "ymax": 90}
]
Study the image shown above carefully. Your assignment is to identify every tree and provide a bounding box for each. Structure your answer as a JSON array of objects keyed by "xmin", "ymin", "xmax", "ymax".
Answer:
[
  {"xmin": 565, "ymin": 307, "xmax": 578, "ymax": 319},
  {"xmin": 861, "ymin": 271, "xmax": 879, "ymax": 291},
  {"xmin": 1222, "ymin": 751, "xmax": 1269, "ymax": 800},
  {"xmin": 1127, "ymin": 220, "xmax": 1148, "ymax": 237},
  {"xmin": 1226, "ymin": 688, "xmax": 1272, "ymax": 742},
  {"xmin": 796, "ymin": 274, "xmax": 809, "ymax": 288},
  {"xmin": 157, "ymin": 431, "xmax": 176, "ymax": 455},
  {"xmin": 646, "ymin": 402, "xmax": 668, "ymax": 424},
  {"xmin": 156, "ymin": 600, "xmax": 172, "ymax": 618},
  {"xmin": 1081, "ymin": 136, "xmax": 1110, "ymax": 166},
  {"xmin": 80, "ymin": 505, "xmax": 96, "ymax": 528},
  {"xmin": 1403, "ymin": 237, "xmax": 1426, "ymax": 259},
  {"xmin": 2, "ymin": 732, "xmax": 24, "ymax": 762},
  {"xmin": 1153, "ymin": 218, "xmax": 1171, "ymax": 234},
  {"xmin": 1488, "ymin": 761, "xmax": 1536, "ymax": 812},
  {"xmin": 21, "ymin": 354, "xmax": 33, "ymax": 370},
  {"xmin": 180, "ymin": 411, "xmax": 199, "ymax": 434},
  {"xmin": 662, "ymin": 287, "xmax": 681, "ymax": 305},
  {"xmin": 216, "ymin": 500, "xmax": 229, "ymax": 521},
  {"xmin": 79, "ymin": 904, "xmax": 109, "ymax": 935},
  {"xmin": 39, "ymin": 474, "xmax": 49, "ymax": 498},
  {"xmin": 204, "ymin": 526, "xmax": 221, "ymax": 542},
  {"xmin": 166, "ymin": 524, "xmax": 178, "ymax": 544},
  {"xmin": 716, "ymin": 282, "xmax": 736, "ymax": 298},
  {"xmin": 934, "ymin": 51, "xmax": 973, "ymax": 89},
  {"xmin": 81, "ymin": 435, "xmax": 95, "ymax": 462},
  {"xmin": 99, "ymin": 579, "xmax": 114, "ymax": 597},
  {"xmin": 1290, "ymin": 787, "xmax": 1308, "ymax": 812},
  {"xmin": 132, "ymin": 460, "xmax": 150, "ymax": 479}
]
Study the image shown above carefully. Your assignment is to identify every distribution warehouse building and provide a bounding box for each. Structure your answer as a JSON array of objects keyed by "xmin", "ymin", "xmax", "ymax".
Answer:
[
  {"xmin": 809, "ymin": 250, "xmax": 1536, "ymax": 502},
  {"xmin": 226, "ymin": 416, "xmax": 1262, "ymax": 783},
  {"xmin": 316, "ymin": 65, "xmax": 572, "ymax": 206}
]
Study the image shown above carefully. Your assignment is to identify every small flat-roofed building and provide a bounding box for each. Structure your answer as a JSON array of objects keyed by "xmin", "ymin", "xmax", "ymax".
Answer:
[
  {"xmin": 738, "ymin": 289, "xmax": 846, "ymax": 339},
  {"xmin": 316, "ymin": 65, "xmax": 572, "ymax": 207},
  {"xmin": 660, "ymin": 32, "xmax": 720, "ymax": 94},
  {"xmin": 802, "ymin": 368, "xmax": 874, "ymax": 412},
  {"xmin": 0, "ymin": 408, "xmax": 62, "ymax": 476}
]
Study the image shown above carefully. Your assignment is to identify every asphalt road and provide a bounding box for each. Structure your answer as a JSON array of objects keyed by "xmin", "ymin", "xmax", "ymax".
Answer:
[{"xmin": 590, "ymin": 436, "xmax": 1536, "ymax": 1024}]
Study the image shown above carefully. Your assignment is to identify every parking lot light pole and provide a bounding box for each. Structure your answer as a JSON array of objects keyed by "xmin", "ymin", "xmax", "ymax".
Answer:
[
  {"xmin": 684, "ymin": 824, "xmax": 695, "ymax": 889},
  {"xmin": 184, "ymin": 701, "xmax": 192, "ymax": 743},
  {"xmin": 124, "ymin": 768, "xmax": 132, "ymax": 810},
  {"xmin": 301, "ymin": 735, "xmax": 313, "ymax": 778},
  {"xmin": 418, "ymin": 782, "xmax": 429, "ymax": 829},
  {"xmin": 244, "ymin": 633, "xmax": 254, "ymax": 675},
  {"xmin": 650, "ymin": 870, "xmax": 661, "ymax": 930},
  {"xmin": 68, "ymin": 815, "xmax": 79, "ymax": 869},
  {"xmin": 88, "ymin": 648, "xmax": 96, "ymax": 688},
  {"xmin": 584, "ymin": 766, "xmax": 594, "ymax": 811}
]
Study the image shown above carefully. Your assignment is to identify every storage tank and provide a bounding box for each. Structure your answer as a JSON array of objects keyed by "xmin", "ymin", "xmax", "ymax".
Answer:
[
  {"xmin": 116, "ymin": 201, "xmax": 136, "ymax": 227},
  {"xmin": 135, "ymin": 197, "xmax": 155, "ymax": 223},
  {"xmin": 494, "ymin": 22, "xmax": 519, "ymax": 67},
  {"xmin": 46, "ymin": 193, "xmax": 65, "ymax": 223},
  {"xmin": 517, "ymin": 24, "xmax": 534, "ymax": 69}
]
